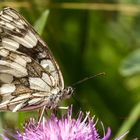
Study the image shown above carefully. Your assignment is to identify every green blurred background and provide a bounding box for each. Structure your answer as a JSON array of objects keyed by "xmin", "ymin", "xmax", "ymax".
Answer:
[{"xmin": 0, "ymin": 0, "xmax": 140, "ymax": 139}]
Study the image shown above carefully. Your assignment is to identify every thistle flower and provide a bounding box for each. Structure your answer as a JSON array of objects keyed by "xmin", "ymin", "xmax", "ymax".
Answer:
[{"xmin": 1, "ymin": 106, "xmax": 127, "ymax": 140}]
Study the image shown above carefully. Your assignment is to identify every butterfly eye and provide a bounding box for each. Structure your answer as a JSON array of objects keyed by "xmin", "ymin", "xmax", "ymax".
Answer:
[
  {"xmin": 68, "ymin": 86, "xmax": 73, "ymax": 95},
  {"xmin": 64, "ymin": 86, "xmax": 73, "ymax": 97}
]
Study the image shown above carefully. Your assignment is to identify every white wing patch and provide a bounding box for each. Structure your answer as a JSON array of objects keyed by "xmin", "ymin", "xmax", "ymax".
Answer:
[
  {"xmin": 29, "ymin": 77, "xmax": 51, "ymax": 92},
  {"xmin": 0, "ymin": 84, "xmax": 16, "ymax": 94},
  {"xmin": 2, "ymin": 38, "xmax": 19, "ymax": 51},
  {"xmin": 0, "ymin": 73, "xmax": 13, "ymax": 83},
  {"xmin": 42, "ymin": 73, "xmax": 53, "ymax": 86},
  {"xmin": 0, "ymin": 49, "xmax": 30, "ymax": 77},
  {"xmin": 11, "ymin": 31, "xmax": 37, "ymax": 48}
]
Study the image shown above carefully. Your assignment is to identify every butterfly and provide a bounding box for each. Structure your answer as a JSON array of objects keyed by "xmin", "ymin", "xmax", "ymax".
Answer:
[{"xmin": 0, "ymin": 7, "xmax": 73, "ymax": 112}]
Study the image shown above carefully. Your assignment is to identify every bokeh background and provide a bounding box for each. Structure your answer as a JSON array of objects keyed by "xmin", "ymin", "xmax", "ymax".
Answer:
[{"xmin": 0, "ymin": 0, "xmax": 140, "ymax": 139}]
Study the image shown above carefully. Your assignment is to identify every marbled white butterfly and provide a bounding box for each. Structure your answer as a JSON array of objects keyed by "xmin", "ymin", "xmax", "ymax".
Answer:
[{"xmin": 0, "ymin": 7, "xmax": 73, "ymax": 112}]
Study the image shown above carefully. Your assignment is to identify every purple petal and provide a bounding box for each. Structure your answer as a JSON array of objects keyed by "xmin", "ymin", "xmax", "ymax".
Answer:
[{"xmin": 1, "ymin": 106, "xmax": 128, "ymax": 140}]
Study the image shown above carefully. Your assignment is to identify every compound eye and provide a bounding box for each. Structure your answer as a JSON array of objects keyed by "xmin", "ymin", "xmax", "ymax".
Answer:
[
  {"xmin": 67, "ymin": 86, "xmax": 73, "ymax": 96},
  {"xmin": 62, "ymin": 86, "xmax": 74, "ymax": 100}
]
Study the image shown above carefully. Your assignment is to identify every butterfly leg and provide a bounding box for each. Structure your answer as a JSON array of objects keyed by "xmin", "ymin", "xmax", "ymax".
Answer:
[
  {"xmin": 52, "ymin": 106, "xmax": 68, "ymax": 116},
  {"xmin": 58, "ymin": 106, "xmax": 68, "ymax": 110},
  {"xmin": 38, "ymin": 105, "xmax": 46, "ymax": 124}
]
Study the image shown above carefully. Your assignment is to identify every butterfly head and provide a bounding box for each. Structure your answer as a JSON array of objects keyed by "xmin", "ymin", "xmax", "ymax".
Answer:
[{"xmin": 61, "ymin": 86, "xmax": 73, "ymax": 99}]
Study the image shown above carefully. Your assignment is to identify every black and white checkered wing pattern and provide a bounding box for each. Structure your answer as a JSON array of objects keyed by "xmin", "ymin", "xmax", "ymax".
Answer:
[{"xmin": 0, "ymin": 7, "xmax": 64, "ymax": 112}]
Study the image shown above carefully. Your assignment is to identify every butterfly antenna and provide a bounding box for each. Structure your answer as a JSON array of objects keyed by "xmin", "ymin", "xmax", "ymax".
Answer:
[{"xmin": 71, "ymin": 72, "xmax": 106, "ymax": 87}]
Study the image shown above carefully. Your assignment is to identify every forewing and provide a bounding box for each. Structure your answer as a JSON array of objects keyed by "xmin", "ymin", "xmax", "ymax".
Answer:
[
  {"xmin": 0, "ymin": 48, "xmax": 60, "ymax": 111},
  {"xmin": 0, "ymin": 7, "xmax": 64, "ymax": 90}
]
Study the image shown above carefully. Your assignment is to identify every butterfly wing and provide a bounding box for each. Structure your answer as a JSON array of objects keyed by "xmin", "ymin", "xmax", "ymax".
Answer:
[
  {"xmin": 0, "ymin": 7, "xmax": 64, "ymax": 89},
  {"xmin": 0, "ymin": 48, "xmax": 61, "ymax": 111},
  {"xmin": 0, "ymin": 7, "xmax": 64, "ymax": 111}
]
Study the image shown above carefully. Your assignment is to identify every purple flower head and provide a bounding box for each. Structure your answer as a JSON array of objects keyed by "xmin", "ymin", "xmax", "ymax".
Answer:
[{"xmin": 1, "ymin": 105, "xmax": 127, "ymax": 140}]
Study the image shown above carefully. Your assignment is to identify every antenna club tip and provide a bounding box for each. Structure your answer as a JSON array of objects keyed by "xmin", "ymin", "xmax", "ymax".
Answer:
[
  {"xmin": 101, "ymin": 72, "xmax": 106, "ymax": 75},
  {"xmin": 96, "ymin": 72, "xmax": 106, "ymax": 77}
]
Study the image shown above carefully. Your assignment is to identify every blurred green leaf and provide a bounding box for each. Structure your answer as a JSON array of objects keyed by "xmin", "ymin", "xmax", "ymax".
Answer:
[
  {"xmin": 17, "ymin": 113, "xmax": 26, "ymax": 130},
  {"xmin": 34, "ymin": 9, "xmax": 49, "ymax": 35},
  {"xmin": 120, "ymin": 49, "xmax": 140, "ymax": 76},
  {"xmin": 115, "ymin": 101, "xmax": 140, "ymax": 139}
]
